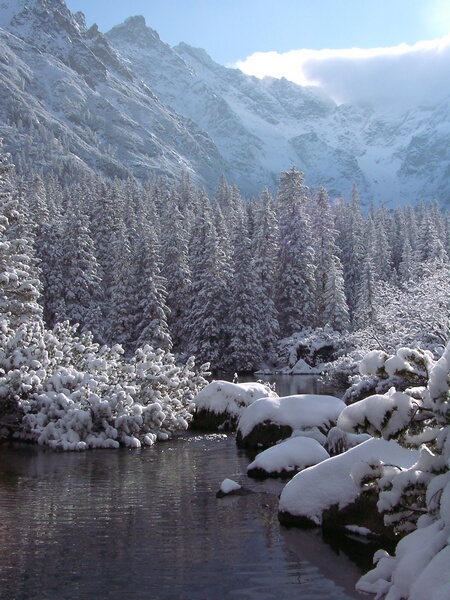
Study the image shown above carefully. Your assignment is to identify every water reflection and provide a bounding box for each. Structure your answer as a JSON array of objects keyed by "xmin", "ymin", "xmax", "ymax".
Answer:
[{"xmin": 1, "ymin": 436, "xmax": 366, "ymax": 599}]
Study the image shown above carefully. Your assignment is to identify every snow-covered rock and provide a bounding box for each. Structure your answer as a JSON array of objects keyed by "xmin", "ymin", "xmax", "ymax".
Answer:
[
  {"xmin": 216, "ymin": 477, "xmax": 253, "ymax": 498},
  {"xmin": 191, "ymin": 380, "xmax": 278, "ymax": 431},
  {"xmin": 247, "ymin": 436, "xmax": 330, "ymax": 479},
  {"xmin": 291, "ymin": 359, "xmax": 315, "ymax": 374},
  {"xmin": 278, "ymin": 437, "xmax": 419, "ymax": 536},
  {"xmin": 236, "ymin": 394, "xmax": 345, "ymax": 449},
  {"xmin": 218, "ymin": 478, "xmax": 241, "ymax": 494}
]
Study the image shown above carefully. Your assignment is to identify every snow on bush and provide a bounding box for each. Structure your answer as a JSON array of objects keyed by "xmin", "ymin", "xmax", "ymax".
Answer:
[
  {"xmin": 343, "ymin": 346, "xmax": 435, "ymax": 405},
  {"xmin": 337, "ymin": 343, "xmax": 450, "ymax": 600},
  {"xmin": 276, "ymin": 326, "xmax": 345, "ymax": 373},
  {"xmin": 1, "ymin": 321, "xmax": 208, "ymax": 450},
  {"xmin": 324, "ymin": 426, "xmax": 371, "ymax": 456},
  {"xmin": 338, "ymin": 388, "xmax": 420, "ymax": 441}
]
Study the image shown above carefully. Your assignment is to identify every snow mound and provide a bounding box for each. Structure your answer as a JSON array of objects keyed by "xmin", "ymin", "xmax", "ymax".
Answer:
[
  {"xmin": 247, "ymin": 436, "xmax": 329, "ymax": 477},
  {"xmin": 278, "ymin": 437, "xmax": 419, "ymax": 525},
  {"xmin": 291, "ymin": 359, "xmax": 315, "ymax": 374},
  {"xmin": 237, "ymin": 394, "xmax": 345, "ymax": 439},
  {"xmin": 219, "ymin": 478, "xmax": 242, "ymax": 494},
  {"xmin": 193, "ymin": 380, "xmax": 278, "ymax": 417}
]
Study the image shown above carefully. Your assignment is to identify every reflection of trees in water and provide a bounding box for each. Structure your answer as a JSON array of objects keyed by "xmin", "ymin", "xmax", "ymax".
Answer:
[{"xmin": 0, "ymin": 437, "xmax": 370, "ymax": 598}]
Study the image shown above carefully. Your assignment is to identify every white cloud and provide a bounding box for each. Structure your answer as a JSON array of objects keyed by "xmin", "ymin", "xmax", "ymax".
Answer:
[{"xmin": 235, "ymin": 35, "xmax": 450, "ymax": 111}]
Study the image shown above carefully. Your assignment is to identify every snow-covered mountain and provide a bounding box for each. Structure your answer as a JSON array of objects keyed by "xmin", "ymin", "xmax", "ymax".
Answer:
[{"xmin": 0, "ymin": 0, "xmax": 449, "ymax": 206}]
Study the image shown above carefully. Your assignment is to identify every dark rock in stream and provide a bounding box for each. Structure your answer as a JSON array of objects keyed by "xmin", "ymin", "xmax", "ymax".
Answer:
[
  {"xmin": 279, "ymin": 491, "xmax": 397, "ymax": 541},
  {"xmin": 191, "ymin": 408, "xmax": 238, "ymax": 431},
  {"xmin": 216, "ymin": 486, "xmax": 255, "ymax": 498},
  {"xmin": 236, "ymin": 420, "xmax": 293, "ymax": 450},
  {"xmin": 247, "ymin": 465, "xmax": 299, "ymax": 480}
]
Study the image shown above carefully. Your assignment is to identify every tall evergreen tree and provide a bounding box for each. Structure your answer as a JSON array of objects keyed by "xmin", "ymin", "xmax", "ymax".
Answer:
[
  {"xmin": 58, "ymin": 204, "xmax": 104, "ymax": 342},
  {"xmin": 108, "ymin": 221, "xmax": 134, "ymax": 352},
  {"xmin": 0, "ymin": 144, "xmax": 42, "ymax": 328},
  {"xmin": 398, "ymin": 236, "xmax": 414, "ymax": 283},
  {"xmin": 275, "ymin": 167, "xmax": 315, "ymax": 336},
  {"xmin": 184, "ymin": 193, "xmax": 230, "ymax": 369},
  {"xmin": 252, "ymin": 187, "xmax": 280, "ymax": 362},
  {"xmin": 227, "ymin": 211, "xmax": 265, "ymax": 371},
  {"xmin": 160, "ymin": 187, "xmax": 191, "ymax": 352},
  {"xmin": 131, "ymin": 220, "xmax": 172, "ymax": 352},
  {"xmin": 372, "ymin": 202, "xmax": 393, "ymax": 282},
  {"xmin": 353, "ymin": 217, "xmax": 378, "ymax": 329},
  {"xmin": 311, "ymin": 186, "xmax": 349, "ymax": 331},
  {"xmin": 336, "ymin": 183, "xmax": 365, "ymax": 322}
]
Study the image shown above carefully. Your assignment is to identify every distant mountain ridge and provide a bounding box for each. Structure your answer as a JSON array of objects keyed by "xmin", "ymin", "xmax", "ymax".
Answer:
[{"xmin": 0, "ymin": 0, "xmax": 449, "ymax": 206}]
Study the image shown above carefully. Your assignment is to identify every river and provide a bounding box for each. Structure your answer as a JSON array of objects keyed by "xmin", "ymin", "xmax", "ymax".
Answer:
[{"xmin": 0, "ymin": 377, "xmax": 375, "ymax": 600}]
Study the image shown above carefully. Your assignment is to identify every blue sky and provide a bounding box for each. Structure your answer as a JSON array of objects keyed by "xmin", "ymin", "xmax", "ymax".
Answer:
[
  {"xmin": 64, "ymin": 0, "xmax": 450, "ymax": 111},
  {"xmin": 65, "ymin": 0, "xmax": 450, "ymax": 65}
]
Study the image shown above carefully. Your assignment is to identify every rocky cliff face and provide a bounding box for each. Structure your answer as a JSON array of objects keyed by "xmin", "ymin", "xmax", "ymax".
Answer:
[{"xmin": 0, "ymin": 0, "xmax": 449, "ymax": 205}]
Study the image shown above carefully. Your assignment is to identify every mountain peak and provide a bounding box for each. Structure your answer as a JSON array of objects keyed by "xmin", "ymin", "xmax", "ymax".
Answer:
[
  {"xmin": 124, "ymin": 15, "xmax": 148, "ymax": 31},
  {"xmin": 107, "ymin": 15, "xmax": 163, "ymax": 49},
  {"xmin": 0, "ymin": 0, "xmax": 88, "ymax": 64},
  {"xmin": 0, "ymin": 0, "xmax": 84, "ymax": 34}
]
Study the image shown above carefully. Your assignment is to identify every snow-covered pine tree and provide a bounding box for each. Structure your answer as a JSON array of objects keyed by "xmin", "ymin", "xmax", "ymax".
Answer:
[
  {"xmin": 311, "ymin": 186, "xmax": 349, "ymax": 331},
  {"xmin": 353, "ymin": 215, "xmax": 378, "ymax": 330},
  {"xmin": 252, "ymin": 187, "xmax": 280, "ymax": 363},
  {"xmin": 22, "ymin": 173, "xmax": 65, "ymax": 329},
  {"xmin": 336, "ymin": 183, "xmax": 365, "ymax": 322},
  {"xmin": 214, "ymin": 174, "xmax": 237, "ymax": 233},
  {"xmin": 416, "ymin": 208, "xmax": 448, "ymax": 276},
  {"xmin": 184, "ymin": 192, "xmax": 230, "ymax": 369},
  {"xmin": 58, "ymin": 202, "xmax": 105, "ymax": 342},
  {"xmin": 398, "ymin": 235, "xmax": 414, "ymax": 283},
  {"xmin": 160, "ymin": 187, "xmax": 191, "ymax": 352},
  {"xmin": 227, "ymin": 210, "xmax": 265, "ymax": 371},
  {"xmin": 371, "ymin": 202, "xmax": 393, "ymax": 282},
  {"xmin": 131, "ymin": 218, "xmax": 172, "ymax": 352},
  {"xmin": 90, "ymin": 177, "xmax": 124, "ymax": 317},
  {"xmin": 275, "ymin": 167, "xmax": 315, "ymax": 336},
  {"xmin": 108, "ymin": 220, "xmax": 135, "ymax": 352},
  {"xmin": 0, "ymin": 142, "xmax": 45, "ymax": 435},
  {"xmin": 0, "ymin": 146, "xmax": 42, "ymax": 329}
]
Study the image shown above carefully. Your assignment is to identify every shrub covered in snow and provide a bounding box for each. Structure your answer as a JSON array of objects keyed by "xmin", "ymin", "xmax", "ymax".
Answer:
[
  {"xmin": 337, "ymin": 343, "xmax": 450, "ymax": 599},
  {"xmin": 342, "ymin": 346, "xmax": 435, "ymax": 405},
  {"xmin": 1, "ymin": 320, "xmax": 208, "ymax": 450}
]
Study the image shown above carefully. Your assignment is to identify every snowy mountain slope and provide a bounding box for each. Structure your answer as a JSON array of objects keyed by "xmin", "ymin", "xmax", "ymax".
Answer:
[
  {"xmin": 107, "ymin": 15, "xmax": 450, "ymax": 205},
  {"xmin": 0, "ymin": 0, "xmax": 449, "ymax": 205},
  {"xmin": 0, "ymin": 0, "xmax": 225, "ymax": 188}
]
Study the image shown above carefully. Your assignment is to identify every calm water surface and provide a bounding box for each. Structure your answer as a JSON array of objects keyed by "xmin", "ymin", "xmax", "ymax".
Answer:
[{"xmin": 0, "ymin": 377, "xmax": 371, "ymax": 600}]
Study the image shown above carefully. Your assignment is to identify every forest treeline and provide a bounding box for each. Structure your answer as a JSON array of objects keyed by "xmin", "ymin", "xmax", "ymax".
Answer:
[{"xmin": 7, "ymin": 161, "xmax": 450, "ymax": 372}]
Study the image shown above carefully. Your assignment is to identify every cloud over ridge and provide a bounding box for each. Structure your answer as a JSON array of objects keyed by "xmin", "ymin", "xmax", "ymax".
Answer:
[{"xmin": 236, "ymin": 35, "xmax": 450, "ymax": 111}]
